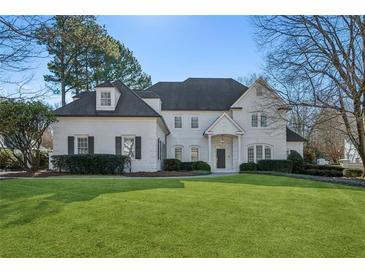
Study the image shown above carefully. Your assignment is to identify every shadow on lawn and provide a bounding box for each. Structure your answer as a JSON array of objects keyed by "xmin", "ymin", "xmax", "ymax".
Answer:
[
  {"xmin": 187, "ymin": 174, "xmax": 365, "ymax": 192},
  {"xmin": 0, "ymin": 179, "xmax": 184, "ymax": 228}
]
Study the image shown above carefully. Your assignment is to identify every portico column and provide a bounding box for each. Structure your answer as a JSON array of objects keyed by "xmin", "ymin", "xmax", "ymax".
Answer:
[
  {"xmin": 208, "ymin": 134, "xmax": 212, "ymax": 164},
  {"xmin": 238, "ymin": 134, "xmax": 242, "ymax": 164}
]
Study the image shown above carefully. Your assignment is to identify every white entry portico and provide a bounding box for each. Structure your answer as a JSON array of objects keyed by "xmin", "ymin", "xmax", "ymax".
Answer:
[{"xmin": 204, "ymin": 113, "xmax": 244, "ymax": 172}]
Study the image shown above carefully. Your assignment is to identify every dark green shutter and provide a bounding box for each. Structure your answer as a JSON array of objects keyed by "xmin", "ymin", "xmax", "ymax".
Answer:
[
  {"xmin": 88, "ymin": 136, "xmax": 94, "ymax": 154},
  {"xmin": 135, "ymin": 136, "xmax": 141, "ymax": 159},
  {"xmin": 115, "ymin": 136, "xmax": 121, "ymax": 155},
  {"xmin": 68, "ymin": 136, "xmax": 74, "ymax": 155},
  {"xmin": 157, "ymin": 138, "xmax": 160, "ymax": 160}
]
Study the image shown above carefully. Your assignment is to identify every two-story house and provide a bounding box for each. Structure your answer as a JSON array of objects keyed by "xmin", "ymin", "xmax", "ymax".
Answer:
[{"xmin": 53, "ymin": 78, "xmax": 304, "ymax": 172}]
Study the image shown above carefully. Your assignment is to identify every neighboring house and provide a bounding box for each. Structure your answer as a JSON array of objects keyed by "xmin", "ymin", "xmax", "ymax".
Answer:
[{"xmin": 52, "ymin": 78, "xmax": 304, "ymax": 172}]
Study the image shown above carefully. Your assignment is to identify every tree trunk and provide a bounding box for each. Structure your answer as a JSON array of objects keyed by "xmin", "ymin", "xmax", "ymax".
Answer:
[{"xmin": 61, "ymin": 80, "xmax": 66, "ymax": 106}]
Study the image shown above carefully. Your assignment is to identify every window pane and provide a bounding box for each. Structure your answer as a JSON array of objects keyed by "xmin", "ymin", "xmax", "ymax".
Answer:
[
  {"xmin": 251, "ymin": 114, "xmax": 258, "ymax": 127},
  {"xmin": 123, "ymin": 137, "xmax": 135, "ymax": 157},
  {"xmin": 265, "ymin": 147, "xmax": 272, "ymax": 160},
  {"xmin": 77, "ymin": 137, "xmax": 88, "ymax": 154},
  {"xmin": 248, "ymin": 147, "xmax": 254, "ymax": 162},
  {"xmin": 174, "ymin": 116, "xmax": 182, "ymax": 128},
  {"xmin": 256, "ymin": 145, "xmax": 263, "ymax": 161},
  {"xmin": 101, "ymin": 92, "xmax": 111, "ymax": 106},
  {"xmin": 256, "ymin": 86, "xmax": 263, "ymax": 96},
  {"xmin": 191, "ymin": 117, "xmax": 199, "ymax": 128},
  {"xmin": 261, "ymin": 114, "xmax": 267, "ymax": 127},
  {"xmin": 191, "ymin": 147, "xmax": 199, "ymax": 162},
  {"xmin": 175, "ymin": 147, "xmax": 182, "ymax": 161}
]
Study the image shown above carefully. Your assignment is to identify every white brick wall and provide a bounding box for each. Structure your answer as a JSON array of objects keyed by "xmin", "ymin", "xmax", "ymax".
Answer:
[{"xmin": 53, "ymin": 117, "xmax": 163, "ymax": 172}]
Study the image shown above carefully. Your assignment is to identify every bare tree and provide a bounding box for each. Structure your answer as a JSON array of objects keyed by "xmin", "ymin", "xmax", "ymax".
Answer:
[
  {"xmin": 0, "ymin": 16, "xmax": 48, "ymax": 99},
  {"xmin": 254, "ymin": 16, "xmax": 365, "ymax": 175}
]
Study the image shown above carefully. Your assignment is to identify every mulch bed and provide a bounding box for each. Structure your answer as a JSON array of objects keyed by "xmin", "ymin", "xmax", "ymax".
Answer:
[{"xmin": 0, "ymin": 170, "xmax": 70, "ymax": 178}]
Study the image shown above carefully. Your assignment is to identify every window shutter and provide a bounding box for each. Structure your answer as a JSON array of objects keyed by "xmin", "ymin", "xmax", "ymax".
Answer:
[
  {"xmin": 68, "ymin": 136, "xmax": 74, "ymax": 155},
  {"xmin": 115, "ymin": 136, "xmax": 121, "ymax": 155},
  {"xmin": 157, "ymin": 138, "xmax": 160, "ymax": 160},
  {"xmin": 88, "ymin": 136, "xmax": 94, "ymax": 154},
  {"xmin": 135, "ymin": 136, "xmax": 141, "ymax": 159}
]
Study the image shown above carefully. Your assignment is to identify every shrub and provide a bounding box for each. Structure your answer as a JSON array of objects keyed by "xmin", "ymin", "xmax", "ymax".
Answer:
[
  {"xmin": 39, "ymin": 150, "xmax": 49, "ymax": 169},
  {"xmin": 180, "ymin": 162, "xmax": 193, "ymax": 171},
  {"xmin": 287, "ymin": 150, "xmax": 304, "ymax": 173},
  {"xmin": 0, "ymin": 149, "xmax": 22, "ymax": 170},
  {"xmin": 343, "ymin": 168, "xmax": 363, "ymax": 178},
  {"xmin": 164, "ymin": 158, "xmax": 181, "ymax": 171},
  {"xmin": 52, "ymin": 154, "xmax": 127, "ymax": 174},
  {"xmin": 302, "ymin": 169, "xmax": 343, "ymax": 177},
  {"xmin": 191, "ymin": 161, "xmax": 211, "ymax": 172},
  {"xmin": 257, "ymin": 160, "xmax": 293, "ymax": 173},
  {"xmin": 304, "ymin": 164, "xmax": 344, "ymax": 172},
  {"xmin": 239, "ymin": 162, "xmax": 257, "ymax": 172}
]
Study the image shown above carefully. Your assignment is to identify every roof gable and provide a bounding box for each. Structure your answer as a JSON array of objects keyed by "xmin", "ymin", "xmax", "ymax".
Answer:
[
  {"xmin": 204, "ymin": 113, "xmax": 244, "ymax": 135},
  {"xmin": 231, "ymin": 79, "xmax": 286, "ymax": 108}
]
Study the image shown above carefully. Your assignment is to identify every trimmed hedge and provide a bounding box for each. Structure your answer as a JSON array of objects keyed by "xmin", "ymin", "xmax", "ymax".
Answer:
[
  {"xmin": 287, "ymin": 150, "xmax": 304, "ymax": 173},
  {"xmin": 191, "ymin": 161, "xmax": 211, "ymax": 172},
  {"xmin": 180, "ymin": 162, "xmax": 193, "ymax": 171},
  {"xmin": 240, "ymin": 162, "xmax": 257, "ymax": 172},
  {"xmin": 164, "ymin": 158, "xmax": 181, "ymax": 171},
  {"xmin": 304, "ymin": 164, "xmax": 344, "ymax": 172},
  {"xmin": 343, "ymin": 168, "xmax": 363, "ymax": 178},
  {"xmin": 257, "ymin": 160, "xmax": 293, "ymax": 173},
  {"xmin": 300, "ymin": 164, "xmax": 344, "ymax": 177},
  {"xmin": 302, "ymin": 169, "xmax": 343, "ymax": 177},
  {"xmin": 52, "ymin": 154, "xmax": 127, "ymax": 174}
]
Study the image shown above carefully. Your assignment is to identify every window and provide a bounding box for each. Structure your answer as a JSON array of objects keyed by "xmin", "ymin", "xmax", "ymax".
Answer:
[
  {"xmin": 251, "ymin": 113, "xmax": 258, "ymax": 127},
  {"xmin": 175, "ymin": 147, "xmax": 183, "ymax": 161},
  {"xmin": 252, "ymin": 113, "xmax": 267, "ymax": 128},
  {"xmin": 256, "ymin": 145, "xmax": 263, "ymax": 161},
  {"xmin": 260, "ymin": 113, "xmax": 267, "ymax": 127},
  {"xmin": 122, "ymin": 136, "xmax": 135, "ymax": 157},
  {"xmin": 248, "ymin": 145, "xmax": 273, "ymax": 162},
  {"xmin": 174, "ymin": 116, "xmax": 182, "ymax": 128},
  {"xmin": 191, "ymin": 117, "xmax": 199, "ymax": 128},
  {"xmin": 101, "ymin": 91, "xmax": 111, "ymax": 106},
  {"xmin": 77, "ymin": 137, "xmax": 88, "ymax": 154},
  {"xmin": 256, "ymin": 86, "xmax": 263, "ymax": 96},
  {"xmin": 248, "ymin": 146, "xmax": 254, "ymax": 162},
  {"xmin": 265, "ymin": 146, "xmax": 272, "ymax": 160},
  {"xmin": 191, "ymin": 147, "xmax": 199, "ymax": 162}
]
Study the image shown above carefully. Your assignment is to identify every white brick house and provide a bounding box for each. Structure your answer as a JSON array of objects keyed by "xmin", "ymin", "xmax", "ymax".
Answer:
[{"xmin": 53, "ymin": 78, "xmax": 304, "ymax": 172}]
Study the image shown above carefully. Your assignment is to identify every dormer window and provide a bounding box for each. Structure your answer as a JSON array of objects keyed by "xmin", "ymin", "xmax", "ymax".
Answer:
[{"xmin": 101, "ymin": 91, "xmax": 112, "ymax": 106}]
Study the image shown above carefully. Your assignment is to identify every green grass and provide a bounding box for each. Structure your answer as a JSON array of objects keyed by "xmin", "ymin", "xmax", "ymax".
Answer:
[{"xmin": 1, "ymin": 174, "xmax": 365, "ymax": 257}]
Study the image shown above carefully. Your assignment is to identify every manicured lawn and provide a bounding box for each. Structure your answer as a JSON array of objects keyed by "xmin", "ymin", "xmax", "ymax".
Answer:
[{"xmin": 1, "ymin": 174, "xmax": 365, "ymax": 257}]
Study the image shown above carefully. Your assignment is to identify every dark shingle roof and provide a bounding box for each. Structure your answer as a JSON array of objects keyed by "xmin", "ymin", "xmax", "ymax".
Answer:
[
  {"xmin": 146, "ymin": 78, "xmax": 248, "ymax": 110},
  {"xmin": 134, "ymin": 90, "xmax": 160, "ymax": 99},
  {"xmin": 286, "ymin": 127, "xmax": 305, "ymax": 142},
  {"xmin": 54, "ymin": 80, "xmax": 160, "ymax": 117}
]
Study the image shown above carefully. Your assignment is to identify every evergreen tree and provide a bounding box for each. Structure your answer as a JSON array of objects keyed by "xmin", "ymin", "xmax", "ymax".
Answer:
[
  {"xmin": 94, "ymin": 37, "xmax": 152, "ymax": 90},
  {"xmin": 37, "ymin": 16, "xmax": 99, "ymax": 105},
  {"xmin": 39, "ymin": 16, "xmax": 151, "ymax": 106}
]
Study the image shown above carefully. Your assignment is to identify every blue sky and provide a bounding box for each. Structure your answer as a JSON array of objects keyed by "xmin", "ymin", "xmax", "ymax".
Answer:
[
  {"xmin": 3, "ymin": 16, "xmax": 263, "ymax": 105},
  {"xmin": 99, "ymin": 16, "xmax": 263, "ymax": 82}
]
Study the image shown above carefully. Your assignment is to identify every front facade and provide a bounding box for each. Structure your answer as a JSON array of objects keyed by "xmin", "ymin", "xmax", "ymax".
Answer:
[{"xmin": 53, "ymin": 78, "xmax": 304, "ymax": 172}]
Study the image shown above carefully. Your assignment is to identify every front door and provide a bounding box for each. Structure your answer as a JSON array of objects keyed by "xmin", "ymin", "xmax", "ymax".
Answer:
[{"xmin": 216, "ymin": 149, "xmax": 226, "ymax": 169}]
